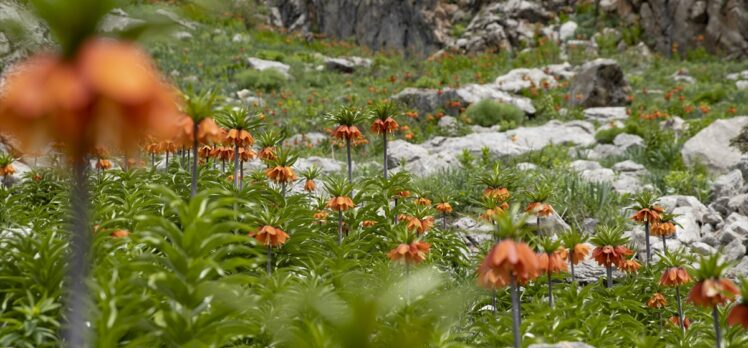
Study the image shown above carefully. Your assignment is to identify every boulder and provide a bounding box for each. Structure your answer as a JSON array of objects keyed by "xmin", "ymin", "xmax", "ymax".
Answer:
[
  {"xmin": 0, "ymin": 0, "xmax": 52, "ymax": 76},
  {"xmin": 516, "ymin": 162, "xmax": 538, "ymax": 171},
  {"xmin": 271, "ymin": 0, "xmax": 448, "ymax": 54},
  {"xmin": 615, "ymin": 0, "xmax": 748, "ymax": 59},
  {"xmin": 387, "ymin": 140, "xmax": 430, "ymax": 168},
  {"xmin": 569, "ymin": 59, "xmax": 631, "ymax": 108},
  {"xmin": 725, "ymin": 256, "xmax": 748, "ymax": 279},
  {"xmin": 580, "ymin": 168, "xmax": 615, "ymax": 184},
  {"xmin": 570, "ymin": 160, "xmax": 602, "ymax": 172},
  {"xmin": 681, "ymin": 116, "xmax": 748, "ymax": 173},
  {"xmin": 658, "ymin": 195, "xmax": 709, "ymax": 221},
  {"xmin": 723, "ymin": 213, "xmax": 748, "ymax": 239},
  {"xmin": 613, "ymin": 133, "xmax": 644, "ymax": 151},
  {"xmin": 612, "ymin": 160, "xmax": 645, "ymax": 173},
  {"xmin": 100, "ymin": 8, "xmax": 145, "ymax": 33},
  {"xmin": 285, "ymin": 132, "xmax": 327, "ymax": 147},
  {"xmin": 559, "ymin": 21, "xmax": 578, "ymax": 41},
  {"xmin": 724, "ymin": 238, "xmax": 746, "ymax": 261},
  {"xmin": 711, "ymin": 170, "xmax": 744, "ymax": 200},
  {"xmin": 737, "ymin": 81, "xmax": 748, "ymax": 90},
  {"xmin": 672, "ymin": 206, "xmax": 702, "ymax": 244},
  {"xmin": 613, "ymin": 174, "xmax": 645, "ymax": 194},
  {"xmin": 583, "ymin": 107, "xmax": 628, "ymax": 122},
  {"xmin": 247, "ymin": 57, "xmax": 291, "ymax": 78},
  {"xmin": 294, "ymin": 156, "xmax": 344, "ymax": 174},
  {"xmin": 734, "ymin": 155, "xmax": 748, "ymax": 181},
  {"xmin": 455, "ymin": 84, "xmax": 536, "ymax": 114},
  {"xmin": 437, "ymin": 116, "xmax": 459, "ymax": 136},
  {"xmin": 494, "ymin": 68, "xmax": 558, "ymax": 93},
  {"xmin": 393, "ymin": 88, "xmax": 459, "ymax": 115},
  {"xmin": 322, "ymin": 56, "xmax": 372, "ymax": 73},
  {"xmin": 727, "ymin": 194, "xmax": 748, "ymax": 216},
  {"xmin": 155, "ymin": 8, "xmax": 199, "ymax": 30},
  {"xmin": 660, "ymin": 116, "xmax": 687, "ymax": 133}
]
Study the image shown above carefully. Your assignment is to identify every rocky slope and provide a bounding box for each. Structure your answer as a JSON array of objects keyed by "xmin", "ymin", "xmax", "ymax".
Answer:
[{"xmin": 268, "ymin": 0, "xmax": 748, "ymax": 59}]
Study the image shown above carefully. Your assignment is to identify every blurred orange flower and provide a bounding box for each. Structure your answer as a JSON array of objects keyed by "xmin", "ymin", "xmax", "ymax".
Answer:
[
  {"xmin": 0, "ymin": 39, "xmax": 181, "ymax": 158},
  {"xmin": 688, "ymin": 279, "xmax": 739, "ymax": 307},
  {"xmin": 728, "ymin": 303, "xmax": 748, "ymax": 329},
  {"xmin": 647, "ymin": 292, "xmax": 667, "ymax": 309},
  {"xmin": 387, "ymin": 241, "xmax": 430, "ymax": 264},
  {"xmin": 327, "ymin": 196, "xmax": 355, "ymax": 211},
  {"xmin": 371, "ymin": 117, "xmax": 399, "ymax": 134}
]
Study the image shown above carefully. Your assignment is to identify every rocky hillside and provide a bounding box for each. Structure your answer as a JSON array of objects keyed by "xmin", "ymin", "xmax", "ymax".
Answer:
[{"xmin": 269, "ymin": 0, "xmax": 748, "ymax": 59}]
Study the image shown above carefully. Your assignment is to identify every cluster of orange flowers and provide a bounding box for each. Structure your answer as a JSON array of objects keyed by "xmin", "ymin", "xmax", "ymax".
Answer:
[
  {"xmin": 591, "ymin": 245, "xmax": 634, "ymax": 268},
  {"xmin": 538, "ymin": 247, "xmax": 568, "ymax": 274},
  {"xmin": 478, "ymin": 240, "xmax": 539, "ymax": 288},
  {"xmin": 249, "ymin": 225, "xmax": 289, "ymax": 247},
  {"xmin": 526, "ymin": 201, "xmax": 554, "ymax": 217},
  {"xmin": 0, "ymin": 163, "xmax": 16, "ymax": 176},
  {"xmin": 638, "ymin": 110, "xmax": 670, "ymax": 120},
  {"xmin": 400, "ymin": 215, "xmax": 435, "ymax": 235},
  {"xmin": 435, "ymin": 202, "xmax": 453, "ymax": 214},
  {"xmin": 0, "ymin": 39, "xmax": 181, "ymax": 159},
  {"xmin": 387, "ymin": 241, "xmax": 431, "ymax": 265},
  {"xmin": 266, "ymin": 165, "xmax": 297, "ymax": 184},
  {"xmin": 327, "ymin": 195, "xmax": 355, "ymax": 211}
]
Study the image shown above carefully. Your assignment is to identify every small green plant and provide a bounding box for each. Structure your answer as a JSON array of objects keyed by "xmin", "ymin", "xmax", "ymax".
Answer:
[
  {"xmin": 235, "ymin": 68, "xmax": 287, "ymax": 91},
  {"xmin": 465, "ymin": 100, "xmax": 525, "ymax": 129}
]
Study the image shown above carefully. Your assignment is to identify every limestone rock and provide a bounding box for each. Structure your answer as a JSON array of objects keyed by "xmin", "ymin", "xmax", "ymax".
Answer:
[
  {"xmin": 569, "ymin": 59, "xmax": 631, "ymax": 108},
  {"xmin": 247, "ymin": 57, "xmax": 291, "ymax": 78},
  {"xmin": 681, "ymin": 116, "xmax": 748, "ymax": 173}
]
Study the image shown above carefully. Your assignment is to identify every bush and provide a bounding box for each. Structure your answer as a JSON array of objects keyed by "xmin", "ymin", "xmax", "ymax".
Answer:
[
  {"xmin": 464, "ymin": 100, "xmax": 525, "ymax": 129},
  {"xmin": 594, "ymin": 127, "xmax": 625, "ymax": 144},
  {"xmin": 235, "ymin": 68, "xmax": 287, "ymax": 91}
]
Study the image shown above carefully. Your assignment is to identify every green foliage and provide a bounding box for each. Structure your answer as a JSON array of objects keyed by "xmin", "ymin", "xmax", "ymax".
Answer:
[
  {"xmin": 464, "ymin": 100, "xmax": 525, "ymax": 129},
  {"xmin": 661, "ymin": 169, "xmax": 710, "ymax": 202},
  {"xmin": 235, "ymin": 68, "xmax": 287, "ymax": 91}
]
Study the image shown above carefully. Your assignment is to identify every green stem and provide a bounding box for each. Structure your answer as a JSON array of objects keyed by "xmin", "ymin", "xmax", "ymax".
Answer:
[
  {"xmin": 676, "ymin": 286, "xmax": 685, "ymax": 334},
  {"xmin": 510, "ymin": 274, "xmax": 521, "ymax": 348},
  {"xmin": 645, "ymin": 220, "xmax": 651, "ymax": 266},
  {"xmin": 191, "ymin": 123, "xmax": 199, "ymax": 197},
  {"xmin": 61, "ymin": 157, "xmax": 91, "ymax": 346},
  {"xmin": 713, "ymin": 305, "xmax": 721, "ymax": 348},
  {"xmin": 383, "ymin": 132, "xmax": 388, "ymax": 179},
  {"xmin": 606, "ymin": 265, "xmax": 612, "ymax": 288},
  {"xmin": 337, "ymin": 210, "xmax": 343, "ymax": 246},
  {"xmin": 266, "ymin": 245, "xmax": 272, "ymax": 275},
  {"xmin": 346, "ymin": 137, "xmax": 352, "ymax": 184}
]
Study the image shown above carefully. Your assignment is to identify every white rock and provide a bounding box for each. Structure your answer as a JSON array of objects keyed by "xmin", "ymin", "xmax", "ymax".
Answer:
[
  {"xmin": 494, "ymin": 68, "xmax": 557, "ymax": 93},
  {"xmin": 247, "ymin": 57, "xmax": 291, "ymax": 78},
  {"xmin": 737, "ymin": 81, "xmax": 748, "ymax": 90},
  {"xmin": 294, "ymin": 156, "xmax": 344, "ymax": 174},
  {"xmin": 691, "ymin": 242, "xmax": 716, "ymax": 255},
  {"xmin": 456, "ymin": 83, "xmax": 536, "ymax": 114},
  {"xmin": 613, "ymin": 133, "xmax": 644, "ymax": 150},
  {"xmin": 723, "ymin": 213, "xmax": 748, "ymax": 239},
  {"xmin": 583, "ymin": 107, "xmax": 628, "ymax": 122},
  {"xmin": 672, "ymin": 206, "xmax": 702, "ymax": 244},
  {"xmin": 581, "ymin": 168, "xmax": 615, "ymax": 183},
  {"xmin": 559, "ymin": 21, "xmax": 578, "ymax": 41},
  {"xmin": 682, "ymin": 116, "xmax": 748, "ymax": 173},
  {"xmin": 570, "ymin": 160, "xmax": 602, "ymax": 172},
  {"xmin": 711, "ymin": 169, "xmax": 744, "ymax": 199},
  {"xmin": 516, "ymin": 162, "xmax": 538, "ymax": 171},
  {"xmin": 387, "ymin": 140, "xmax": 430, "ymax": 167},
  {"xmin": 724, "ymin": 239, "xmax": 746, "ymax": 261},
  {"xmin": 613, "ymin": 160, "xmax": 645, "ymax": 173}
]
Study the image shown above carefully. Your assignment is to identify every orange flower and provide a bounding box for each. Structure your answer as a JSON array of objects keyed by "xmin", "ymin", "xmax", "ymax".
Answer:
[
  {"xmin": 198, "ymin": 145, "xmax": 212, "ymax": 158},
  {"xmin": 177, "ymin": 116, "xmax": 222, "ymax": 146},
  {"xmin": 159, "ymin": 141, "xmax": 177, "ymax": 154},
  {"xmin": 211, "ymin": 146, "xmax": 233, "ymax": 161},
  {"xmin": 227, "ymin": 129, "xmax": 254, "ymax": 147},
  {"xmin": 570, "ymin": 244, "xmax": 591, "ymax": 265},
  {"xmin": 313, "ymin": 210, "xmax": 328, "ymax": 220},
  {"xmin": 688, "ymin": 279, "xmax": 739, "ymax": 307},
  {"xmin": 96, "ymin": 159, "xmax": 112, "ymax": 170},
  {"xmin": 619, "ymin": 259, "xmax": 641, "ymax": 273},
  {"xmin": 331, "ymin": 125, "xmax": 363, "ymax": 140},
  {"xmin": 304, "ymin": 179, "xmax": 316, "ymax": 192},
  {"xmin": 238, "ymin": 147, "xmax": 256, "ymax": 161},
  {"xmin": 647, "ymin": 292, "xmax": 667, "ymax": 309},
  {"xmin": 526, "ymin": 202, "xmax": 553, "ymax": 217},
  {"xmin": 660, "ymin": 267, "xmax": 691, "ymax": 286},
  {"xmin": 414, "ymin": 197, "xmax": 432, "ymax": 206},
  {"xmin": 396, "ymin": 191, "xmax": 411, "ymax": 198},
  {"xmin": 249, "ymin": 225, "xmax": 289, "ymax": 247},
  {"xmin": 478, "ymin": 240, "xmax": 540, "ymax": 289},
  {"xmin": 258, "ymin": 146, "xmax": 277, "ymax": 161},
  {"xmin": 538, "ymin": 252, "xmax": 568, "ymax": 274},
  {"xmin": 727, "ymin": 304, "xmax": 748, "ymax": 329},
  {"xmin": 651, "ymin": 221, "xmax": 676, "ymax": 237},
  {"xmin": 669, "ymin": 315, "xmax": 691, "ymax": 329},
  {"xmin": 146, "ymin": 142, "xmax": 160, "ymax": 155},
  {"xmin": 630, "ymin": 206, "xmax": 663, "ymax": 223},
  {"xmin": 0, "ymin": 39, "xmax": 181, "ymax": 158},
  {"xmin": 404, "ymin": 215, "xmax": 435, "ymax": 235},
  {"xmin": 361, "ymin": 220, "xmax": 378, "ymax": 228},
  {"xmin": 265, "ymin": 166, "xmax": 297, "ymax": 183},
  {"xmin": 110, "ymin": 229, "xmax": 129, "ymax": 238},
  {"xmin": 0, "ymin": 164, "xmax": 16, "ymax": 176},
  {"xmin": 591, "ymin": 245, "xmax": 633, "ymax": 268},
  {"xmin": 387, "ymin": 241, "xmax": 430, "ymax": 265},
  {"xmin": 435, "ymin": 202, "xmax": 453, "ymax": 214},
  {"xmin": 371, "ymin": 117, "xmax": 399, "ymax": 134},
  {"xmin": 480, "ymin": 203, "xmax": 509, "ymax": 221},
  {"xmin": 483, "ymin": 187, "xmax": 510, "ymax": 200},
  {"xmin": 404, "ymin": 133, "xmax": 414, "ymax": 140},
  {"xmin": 327, "ymin": 196, "xmax": 355, "ymax": 211}
]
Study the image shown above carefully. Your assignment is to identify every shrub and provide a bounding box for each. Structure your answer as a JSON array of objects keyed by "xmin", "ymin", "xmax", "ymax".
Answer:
[
  {"xmin": 235, "ymin": 68, "xmax": 287, "ymax": 91},
  {"xmin": 257, "ymin": 50, "xmax": 286, "ymax": 62},
  {"xmin": 594, "ymin": 127, "xmax": 625, "ymax": 144},
  {"xmin": 464, "ymin": 100, "xmax": 525, "ymax": 129}
]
